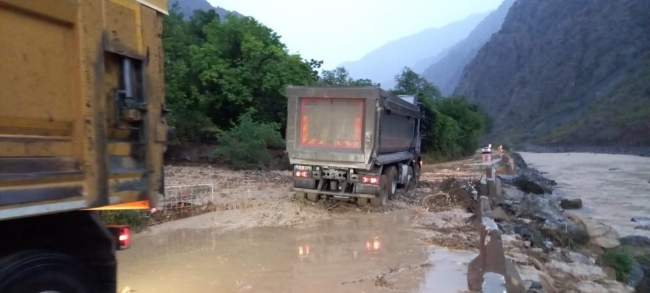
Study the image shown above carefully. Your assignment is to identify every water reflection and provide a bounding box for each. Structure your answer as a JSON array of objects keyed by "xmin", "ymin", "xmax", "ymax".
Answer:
[
  {"xmin": 118, "ymin": 211, "xmax": 467, "ymax": 292},
  {"xmin": 482, "ymin": 153, "xmax": 492, "ymax": 163}
]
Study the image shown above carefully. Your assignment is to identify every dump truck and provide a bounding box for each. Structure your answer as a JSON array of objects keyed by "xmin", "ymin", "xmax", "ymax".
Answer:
[
  {"xmin": 285, "ymin": 86, "xmax": 423, "ymax": 206},
  {"xmin": 0, "ymin": 0, "xmax": 168, "ymax": 292}
]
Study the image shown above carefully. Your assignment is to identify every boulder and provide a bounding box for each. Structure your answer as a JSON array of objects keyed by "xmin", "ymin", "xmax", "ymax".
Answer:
[
  {"xmin": 560, "ymin": 198, "xmax": 583, "ymax": 209},
  {"xmin": 634, "ymin": 225, "xmax": 650, "ymax": 231},
  {"xmin": 567, "ymin": 214, "xmax": 620, "ymax": 249},
  {"xmin": 632, "ymin": 216, "xmax": 650, "ymax": 222},
  {"xmin": 620, "ymin": 235, "xmax": 650, "ymax": 247}
]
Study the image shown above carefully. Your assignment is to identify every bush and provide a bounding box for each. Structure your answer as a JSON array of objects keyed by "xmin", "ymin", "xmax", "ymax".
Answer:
[
  {"xmin": 602, "ymin": 246, "xmax": 635, "ymax": 281},
  {"xmin": 215, "ymin": 109, "xmax": 285, "ymax": 169},
  {"xmin": 97, "ymin": 210, "xmax": 149, "ymax": 232}
]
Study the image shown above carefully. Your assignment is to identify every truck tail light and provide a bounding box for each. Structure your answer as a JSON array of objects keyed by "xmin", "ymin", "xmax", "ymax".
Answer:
[
  {"xmin": 361, "ymin": 176, "xmax": 379, "ymax": 185},
  {"xmin": 294, "ymin": 171, "xmax": 310, "ymax": 178},
  {"xmin": 107, "ymin": 225, "xmax": 131, "ymax": 250}
]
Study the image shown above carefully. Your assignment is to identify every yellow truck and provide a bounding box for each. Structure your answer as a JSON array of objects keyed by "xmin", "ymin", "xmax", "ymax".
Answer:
[{"xmin": 0, "ymin": 0, "xmax": 168, "ymax": 292}]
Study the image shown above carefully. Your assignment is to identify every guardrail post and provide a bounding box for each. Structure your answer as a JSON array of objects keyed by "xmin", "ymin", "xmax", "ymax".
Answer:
[{"xmin": 468, "ymin": 196, "xmax": 525, "ymax": 293}]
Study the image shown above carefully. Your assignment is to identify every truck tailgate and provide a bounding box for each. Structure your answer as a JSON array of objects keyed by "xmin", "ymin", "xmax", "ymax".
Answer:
[{"xmin": 300, "ymin": 98, "xmax": 363, "ymax": 149}]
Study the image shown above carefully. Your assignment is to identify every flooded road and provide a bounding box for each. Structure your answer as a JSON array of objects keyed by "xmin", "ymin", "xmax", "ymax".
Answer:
[
  {"xmin": 117, "ymin": 210, "xmax": 473, "ymax": 293},
  {"xmin": 520, "ymin": 152, "xmax": 650, "ymax": 237}
]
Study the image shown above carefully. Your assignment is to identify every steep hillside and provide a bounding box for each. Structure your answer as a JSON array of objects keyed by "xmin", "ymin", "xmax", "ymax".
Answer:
[
  {"xmin": 421, "ymin": 0, "xmax": 515, "ymax": 96},
  {"xmin": 455, "ymin": 0, "xmax": 650, "ymax": 147},
  {"xmin": 339, "ymin": 12, "xmax": 490, "ymax": 89},
  {"xmin": 170, "ymin": 0, "xmax": 243, "ymax": 19}
]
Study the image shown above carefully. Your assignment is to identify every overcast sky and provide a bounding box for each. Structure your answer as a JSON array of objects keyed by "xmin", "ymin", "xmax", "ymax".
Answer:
[{"xmin": 208, "ymin": 0, "xmax": 503, "ymax": 69}]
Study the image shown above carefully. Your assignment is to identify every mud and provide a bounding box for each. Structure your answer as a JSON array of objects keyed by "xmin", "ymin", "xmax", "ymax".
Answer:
[
  {"xmin": 118, "ymin": 210, "xmax": 474, "ymax": 293},
  {"xmin": 520, "ymin": 152, "xmax": 650, "ymax": 237}
]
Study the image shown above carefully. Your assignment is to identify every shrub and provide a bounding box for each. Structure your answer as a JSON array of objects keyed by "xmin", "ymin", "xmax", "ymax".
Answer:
[
  {"xmin": 97, "ymin": 210, "xmax": 149, "ymax": 232},
  {"xmin": 602, "ymin": 246, "xmax": 635, "ymax": 281},
  {"xmin": 215, "ymin": 109, "xmax": 285, "ymax": 169}
]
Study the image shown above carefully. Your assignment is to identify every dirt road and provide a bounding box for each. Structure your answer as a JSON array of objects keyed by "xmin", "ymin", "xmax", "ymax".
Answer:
[
  {"xmin": 520, "ymin": 152, "xmax": 650, "ymax": 237},
  {"xmin": 116, "ymin": 154, "xmax": 493, "ymax": 292}
]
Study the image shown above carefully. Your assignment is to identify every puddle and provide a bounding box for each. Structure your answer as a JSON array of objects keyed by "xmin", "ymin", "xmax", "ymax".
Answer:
[{"xmin": 117, "ymin": 210, "xmax": 474, "ymax": 292}]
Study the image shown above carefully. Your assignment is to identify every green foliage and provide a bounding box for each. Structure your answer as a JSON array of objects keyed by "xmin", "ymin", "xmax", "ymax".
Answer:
[
  {"xmin": 391, "ymin": 68, "xmax": 485, "ymax": 161},
  {"xmin": 319, "ymin": 67, "xmax": 380, "ymax": 86},
  {"xmin": 163, "ymin": 5, "xmax": 316, "ymax": 144},
  {"xmin": 214, "ymin": 109, "xmax": 285, "ymax": 169},
  {"xmin": 602, "ymin": 246, "xmax": 635, "ymax": 281},
  {"xmin": 97, "ymin": 210, "xmax": 149, "ymax": 232}
]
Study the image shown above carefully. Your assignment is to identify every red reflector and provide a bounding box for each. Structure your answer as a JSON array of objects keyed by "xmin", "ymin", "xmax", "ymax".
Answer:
[
  {"xmin": 295, "ymin": 171, "xmax": 310, "ymax": 178},
  {"xmin": 120, "ymin": 227, "xmax": 131, "ymax": 248},
  {"xmin": 361, "ymin": 176, "xmax": 379, "ymax": 185}
]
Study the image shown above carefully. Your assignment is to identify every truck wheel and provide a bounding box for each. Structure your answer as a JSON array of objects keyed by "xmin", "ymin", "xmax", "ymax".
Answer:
[
  {"xmin": 405, "ymin": 166, "xmax": 415, "ymax": 191},
  {"xmin": 371, "ymin": 174, "xmax": 390, "ymax": 207},
  {"xmin": 307, "ymin": 193, "xmax": 319, "ymax": 202},
  {"xmin": 0, "ymin": 251, "xmax": 95, "ymax": 293},
  {"xmin": 413, "ymin": 164, "xmax": 421, "ymax": 188},
  {"xmin": 294, "ymin": 192, "xmax": 306, "ymax": 200},
  {"xmin": 383, "ymin": 166, "xmax": 398, "ymax": 199}
]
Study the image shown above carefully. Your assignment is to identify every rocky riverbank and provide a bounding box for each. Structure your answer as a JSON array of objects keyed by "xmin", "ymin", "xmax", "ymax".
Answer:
[{"xmin": 493, "ymin": 152, "xmax": 650, "ymax": 292}]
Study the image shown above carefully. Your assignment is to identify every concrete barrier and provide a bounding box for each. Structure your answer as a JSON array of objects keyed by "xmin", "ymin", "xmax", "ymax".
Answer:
[{"xmin": 467, "ymin": 163, "xmax": 525, "ymax": 293}]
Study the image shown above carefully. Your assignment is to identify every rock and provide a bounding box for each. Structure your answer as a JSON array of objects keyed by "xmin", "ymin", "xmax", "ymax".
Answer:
[
  {"xmin": 524, "ymin": 241, "xmax": 532, "ymax": 248},
  {"xmin": 624, "ymin": 261, "xmax": 648, "ymax": 289},
  {"xmin": 566, "ymin": 251, "xmax": 593, "ymax": 265},
  {"xmin": 542, "ymin": 241, "xmax": 554, "ymax": 252},
  {"xmin": 537, "ymin": 271, "xmax": 557, "ymax": 293},
  {"xmin": 514, "ymin": 173, "xmax": 550, "ymax": 194},
  {"xmin": 529, "ymin": 281, "xmax": 542, "ymax": 289},
  {"xmin": 489, "ymin": 207, "xmax": 510, "ymax": 221},
  {"xmin": 632, "ymin": 216, "xmax": 650, "ymax": 222},
  {"xmin": 182, "ymin": 154, "xmax": 192, "ymax": 162},
  {"xmin": 620, "ymin": 235, "xmax": 650, "ymax": 247},
  {"xmin": 529, "ymin": 257, "xmax": 547, "ymax": 274},
  {"xmin": 634, "ymin": 225, "xmax": 650, "ymax": 231},
  {"xmin": 567, "ymin": 214, "xmax": 620, "ymax": 249},
  {"xmin": 560, "ymin": 198, "xmax": 583, "ymax": 209},
  {"xmin": 603, "ymin": 266, "xmax": 617, "ymax": 280}
]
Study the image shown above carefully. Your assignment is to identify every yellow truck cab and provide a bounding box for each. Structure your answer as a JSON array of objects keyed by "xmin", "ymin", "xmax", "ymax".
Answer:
[{"xmin": 0, "ymin": 0, "xmax": 168, "ymax": 292}]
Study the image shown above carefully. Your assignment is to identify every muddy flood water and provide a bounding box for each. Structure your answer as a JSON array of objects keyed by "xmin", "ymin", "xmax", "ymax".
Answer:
[
  {"xmin": 117, "ymin": 210, "xmax": 473, "ymax": 293},
  {"xmin": 520, "ymin": 152, "xmax": 650, "ymax": 238}
]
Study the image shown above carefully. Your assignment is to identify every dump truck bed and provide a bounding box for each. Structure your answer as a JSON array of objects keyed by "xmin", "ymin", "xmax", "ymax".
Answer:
[
  {"xmin": 0, "ymin": 0, "xmax": 168, "ymax": 220},
  {"xmin": 285, "ymin": 86, "xmax": 421, "ymax": 170}
]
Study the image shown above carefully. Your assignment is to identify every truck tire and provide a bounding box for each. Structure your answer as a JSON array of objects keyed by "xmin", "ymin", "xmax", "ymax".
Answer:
[
  {"xmin": 413, "ymin": 164, "xmax": 421, "ymax": 188},
  {"xmin": 371, "ymin": 174, "xmax": 390, "ymax": 207},
  {"xmin": 0, "ymin": 251, "xmax": 95, "ymax": 293},
  {"xmin": 383, "ymin": 166, "xmax": 398, "ymax": 199},
  {"xmin": 405, "ymin": 166, "xmax": 415, "ymax": 191}
]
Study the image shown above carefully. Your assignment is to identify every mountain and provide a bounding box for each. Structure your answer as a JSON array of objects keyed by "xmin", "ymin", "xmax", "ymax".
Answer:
[
  {"xmin": 338, "ymin": 12, "xmax": 491, "ymax": 89},
  {"xmin": 170, "ymin": 0, "xmax": 243, "ymax": 20},
  {"xmin": 421, "ymin": 0, "xmax": 516, "ymax": 96},
  {"xmin": 455, "ymin": 0, "xmax": 650, "ymax": 148}
]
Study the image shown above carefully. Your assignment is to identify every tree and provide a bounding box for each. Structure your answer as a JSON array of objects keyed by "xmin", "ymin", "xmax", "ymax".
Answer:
[
  {"xmin": 391, "ymin": 67, "xmax": 485, "ymax": 160},
  {"xmin": 319, "ymin": 67, "xmax": 380, "ymax": 86},
  {"xmin": 392, "ymin": 67, "xmax": 441, "ymax": 98}
]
